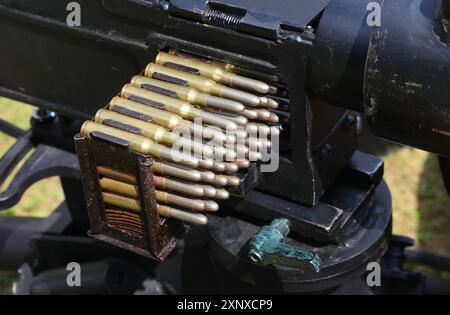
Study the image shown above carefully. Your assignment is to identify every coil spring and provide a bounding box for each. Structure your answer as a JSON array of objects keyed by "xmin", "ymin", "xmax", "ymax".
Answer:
[{"xmin": 204, "ymin": 9, "xmax": 242, "ymax": 31}]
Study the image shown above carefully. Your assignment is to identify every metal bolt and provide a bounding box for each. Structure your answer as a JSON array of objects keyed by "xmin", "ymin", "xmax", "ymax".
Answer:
[
  {"xmin": 343, "ymin": 115, "xmax": 356, "ymax": 130},
  {"xmin": 32, "ymin": 109, "xmax": 57, "ymax": 124},
  {"xmin": 320, "ymin": 144, "xmax": 333, "ymax": 160},
  {"xmin": 343, "ymin": 114, "xmax": 363, "ymax": 136}
]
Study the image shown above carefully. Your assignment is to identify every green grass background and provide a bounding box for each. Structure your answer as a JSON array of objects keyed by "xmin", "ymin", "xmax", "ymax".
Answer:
[
  {"xmin": 0, "ymin": 97, "xmax": 64, "ymax": 294},
  {"xmin": 0, "ymin": 97, "xmax": 449, "ymax": 294}
]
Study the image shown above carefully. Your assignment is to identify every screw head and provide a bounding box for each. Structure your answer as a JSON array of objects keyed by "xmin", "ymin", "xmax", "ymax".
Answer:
[
  {"xmin": 32, "ymin": 109, "xmax": 57, "ymax": 124},
  {"xmin": 344, "ymin": 115, "xmax": 356, "ymax": 130},
  {"xmin": 320, "ymin": 144, "xmax": 333, "ymax": 160}
]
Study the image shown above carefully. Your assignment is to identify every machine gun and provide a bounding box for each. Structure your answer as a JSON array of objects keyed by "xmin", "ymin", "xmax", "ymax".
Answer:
[{"xmin": 0, "ymin": 0, "xmax": 449, "ymax": 294}]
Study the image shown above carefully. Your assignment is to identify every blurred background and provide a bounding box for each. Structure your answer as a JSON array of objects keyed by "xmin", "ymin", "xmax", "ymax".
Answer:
[{"xmin": 0, "ymin": 96, "xmax": 449, "ymax": 294}]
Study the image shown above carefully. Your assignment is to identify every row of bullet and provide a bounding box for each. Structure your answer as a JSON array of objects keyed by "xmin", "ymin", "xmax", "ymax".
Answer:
[{"xmin": 81, "ymin": 50, "xmax": 281, "ymax": 226}]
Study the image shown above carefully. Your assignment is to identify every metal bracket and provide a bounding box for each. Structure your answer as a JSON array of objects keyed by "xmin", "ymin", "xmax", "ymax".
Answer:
[{"xmin": 0, "ymin": 118, "xmax": 80, "ymax": 210}]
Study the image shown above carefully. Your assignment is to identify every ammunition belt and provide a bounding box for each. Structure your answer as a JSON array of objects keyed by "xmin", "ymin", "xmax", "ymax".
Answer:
[{"xmin": 75, "ymin": 49, "xmax": 281, "ymax": 259}]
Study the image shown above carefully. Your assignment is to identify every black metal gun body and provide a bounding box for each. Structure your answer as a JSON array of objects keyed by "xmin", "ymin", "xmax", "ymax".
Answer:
[
  {"xmin": 0, "ymin": 0, "xmax": 355, "ymax": 208},
  {"xmin": 0, "ymin": 0, "xmax": 449, "ymax": 294}
]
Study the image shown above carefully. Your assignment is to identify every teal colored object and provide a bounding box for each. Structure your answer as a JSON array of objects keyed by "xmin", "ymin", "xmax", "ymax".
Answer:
[{"xmin": 247, "ymin": 218, "xmax": 322, "ymax": 272}]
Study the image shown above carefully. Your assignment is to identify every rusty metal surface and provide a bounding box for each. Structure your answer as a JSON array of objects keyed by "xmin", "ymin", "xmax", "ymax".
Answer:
[{"xmin": 74, "ymin": 134, "xmax": 186, "ymax": 261}]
